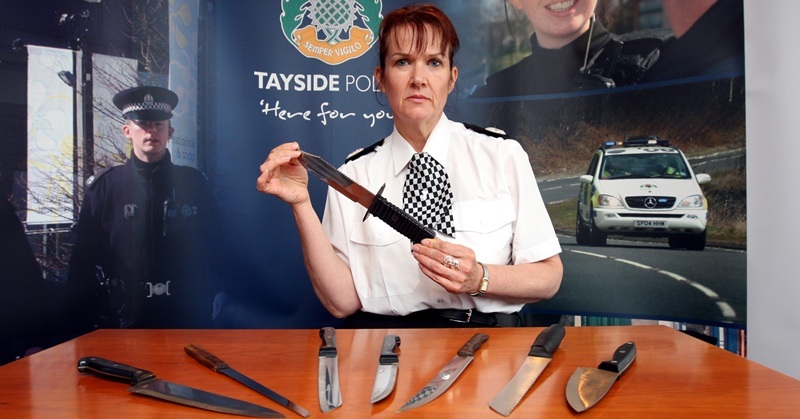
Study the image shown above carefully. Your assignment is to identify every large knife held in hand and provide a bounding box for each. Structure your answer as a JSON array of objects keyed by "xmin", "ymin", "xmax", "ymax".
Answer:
[
  {"xmin": 370, "ymin": 335, "xmax": 401, "ymax": 403},
  {"xmin": 565, "ymin": 341, "xmax": 637, "ymax": 413},
  {"xmin": 298, "ymin": 151, "xmax": 436, "ymax": 243},
  {"xmin": 489, "ymin": 324, "xmax": 565, "ymax": 416},
  {"xmin": 397, "ymin": 333, "xmax": 489, "ymax": 413},
  {"xmin": 318, "ymin": 327, "xmax": 343, "ymax": 412},
  {"xmin": 77, "ymin": 356, "xmax": 283, "ymax": 418},
  {"xmin": 185, "ymin": 344, "xmax": 311, "ymax": 417}
]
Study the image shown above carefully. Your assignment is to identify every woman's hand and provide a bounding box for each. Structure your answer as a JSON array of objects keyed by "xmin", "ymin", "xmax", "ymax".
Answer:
[
  {"xmin": 256, "ymin": 142, "xmax": 310, "ymax": 206},
  {"xmin": 412, "ymin": 238, "xmax": 483, "ymax": 295}
]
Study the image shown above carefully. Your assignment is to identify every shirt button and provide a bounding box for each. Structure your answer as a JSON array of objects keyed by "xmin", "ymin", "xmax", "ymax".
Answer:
[{"xmin": 436, "ymin": 298, "xmax": 445, "ymax": 305}]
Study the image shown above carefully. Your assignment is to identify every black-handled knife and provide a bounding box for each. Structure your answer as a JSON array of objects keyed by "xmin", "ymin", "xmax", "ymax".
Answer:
[
  {"xmin": 185, "ymin": 344, "xmax": 311, "ymax": 417},
  {"xmin": 565, "ymin": 341, "xmax": 637, "ymax": 412},
  {"xmin": 489, "ymin": 324, "xmax": 565, "ymax": 416},
  {"xmin": 77, "ymin": 356, "xmax": 283, "ymax": 418},
  {"xmin": 298, "ymin": 151, "xmax": 436, "ymax": 243},
  {"xmin": 370, "ymin": 335, "xmax": 401, "ymax": 403}
]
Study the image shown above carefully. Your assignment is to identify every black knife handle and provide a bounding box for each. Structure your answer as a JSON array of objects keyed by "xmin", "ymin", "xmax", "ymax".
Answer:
[
  {"xmin": 77, "ymin": 356, "xmax": 156, "ymax": 385},
  {"xmin": 185, "ymin": 344, "xmax": 229, "ymax": 372},
  {"xmin": 457, "ymin": 333, "xmax": 489, "ymax": 357},
  {"xmin": 528, "ymin": 324, "xmax": 566, "ymax": 358},
  {"xmin": 319, "ymin": 327, "xmax": 338, "ymax": 358},
  {"xmin": 366, "ymin": 186, "xmax": 436, "ymax": 244},
  {"xmin": 598, "ymin": 341, "xmax": 637, "ymax": 375},
  {"xmin": 378, "ymin": 335, "xmax": 401, "ymax": 365}
]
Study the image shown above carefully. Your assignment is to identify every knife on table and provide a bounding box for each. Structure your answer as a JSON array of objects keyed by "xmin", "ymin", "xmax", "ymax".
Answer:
[
  {"xmin": 565, "ymin": 341, "xmax": 637, "ymax": 413},
  {"xmin": 370, "ymin": 335, "xmax": 401, "ymax": 403},
  {"xmin": 298, "ymin": 151, "xmax": 436, "ymax": 244},
  {"xmin": 185, "ymin": 344, "xmax": 311, "ymax": 417},
  {"xmin": 489, "ymin": 324, "xmax": 565, "ymax": 416},
  {"xmin": 397, "ymin": 333, "xmax": 489, "ymax": 413},
  {"xmin": 318, "ymin": 327, "xmax": 342, "ymax": 412},
  {"xmin": 77, "ymin": 356, "xmax": 282, "ymax": 418}
]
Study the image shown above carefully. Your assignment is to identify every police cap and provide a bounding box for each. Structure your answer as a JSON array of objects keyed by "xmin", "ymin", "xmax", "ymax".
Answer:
[{"xmin": 113, "ymin": 86, "xmax": 178, "ymax": 121}]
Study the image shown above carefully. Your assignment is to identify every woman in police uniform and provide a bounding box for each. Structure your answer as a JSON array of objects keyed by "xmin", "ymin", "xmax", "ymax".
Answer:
[{"xmin": 257, "ymin": 4, "xmax": 562, "ymax": 328}]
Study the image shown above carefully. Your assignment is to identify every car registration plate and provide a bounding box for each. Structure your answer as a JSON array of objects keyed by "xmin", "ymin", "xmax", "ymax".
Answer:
[{"xmin": 635, "ymin": 220, "xmax": 667, "ymax": 227}]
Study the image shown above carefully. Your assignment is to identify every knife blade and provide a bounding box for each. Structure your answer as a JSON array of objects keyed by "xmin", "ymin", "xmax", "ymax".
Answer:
[
  {"xmin": 318, "ymin": 327, "xmax": 342, "ymax": 412},
  {"xmin": 489, "ymin": 324, "xmax": 565, "ymax": 416},
  {"xmin": 298, "ymin": 151, "xmax": 436, "ymax": 243},
  {"xmin": 370, "ymin": 335, "xmax": 401, "ymax": 403},
  {"xmin": 184, "ymin": 344, "xmax": 311, "ymax": 417},
  {"xmin": 77, "ymin": 356, "xmax": 282, "ymax": 418},
  {"xmin": 566, "ymin": 341, "xmax": 637, "ymax": 413},
  {"xmin": 397, "ymin": 333, "xmax": 489, "ymax": 413}
]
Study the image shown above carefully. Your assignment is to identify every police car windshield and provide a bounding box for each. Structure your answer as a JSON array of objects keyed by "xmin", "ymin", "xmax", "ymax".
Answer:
[{"xmin": 600, "ymin": 154, "xmax": 690, "ymax": 180}]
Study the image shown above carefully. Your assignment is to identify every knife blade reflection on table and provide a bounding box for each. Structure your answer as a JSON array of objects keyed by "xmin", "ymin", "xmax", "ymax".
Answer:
[{"xmin": 184, "ymin": 344, "xmax": 311, "ymax": 417}]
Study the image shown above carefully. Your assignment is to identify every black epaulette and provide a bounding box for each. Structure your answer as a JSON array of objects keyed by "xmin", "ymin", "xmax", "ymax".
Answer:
[
  {"xmin": 345, "ymin": 138, "xmax": 385, "ymax": 163},
  {"xmin": 463, "ymin": 123, "xmax": 507, "ymax": 138},
  {"xmin": 85, "ymin": 166, "xmax": 117, "ymax": 189}
]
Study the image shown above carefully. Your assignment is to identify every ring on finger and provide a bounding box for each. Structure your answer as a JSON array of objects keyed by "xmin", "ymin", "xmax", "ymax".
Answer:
[{"xmin": 443, "ymin": 255, "xmax": 460, "ymax": 270}]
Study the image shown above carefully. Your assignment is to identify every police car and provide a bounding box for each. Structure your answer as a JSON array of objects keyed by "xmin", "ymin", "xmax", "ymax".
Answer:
[{"xmin": 575, "ymin": 136, "xmax": 711, "ymax": 250}]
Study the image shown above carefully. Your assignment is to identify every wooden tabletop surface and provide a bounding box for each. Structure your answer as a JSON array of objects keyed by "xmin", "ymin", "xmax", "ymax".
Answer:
[{"xmin": 1, "ymin": 325, "xmax": 797, "ymax": 418}]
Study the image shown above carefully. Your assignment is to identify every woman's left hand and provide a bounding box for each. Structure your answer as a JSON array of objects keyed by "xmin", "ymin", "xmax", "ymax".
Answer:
[{"xmin": 412, "ymin": 238, "xmax": 483, "ymax": 295}]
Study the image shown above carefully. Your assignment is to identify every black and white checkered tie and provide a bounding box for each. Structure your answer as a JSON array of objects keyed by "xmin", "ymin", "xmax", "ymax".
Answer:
[{"xmin": 402, "ymin": 152, "xmax": 455, "ymax": 236}]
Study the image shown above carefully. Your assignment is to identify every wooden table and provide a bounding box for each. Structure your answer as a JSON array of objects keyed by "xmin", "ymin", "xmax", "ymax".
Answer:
[{"xmin": 1, "ymin": 326, "xmax": 798, "ymax": 418}]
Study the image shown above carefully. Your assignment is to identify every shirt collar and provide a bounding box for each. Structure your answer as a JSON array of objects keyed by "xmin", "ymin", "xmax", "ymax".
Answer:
[{"xmin": 390, "ymin": 114, "xmax": 451, "ymax": 176}]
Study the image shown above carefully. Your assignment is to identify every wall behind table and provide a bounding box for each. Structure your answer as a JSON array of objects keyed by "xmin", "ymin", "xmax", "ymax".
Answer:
[{"xmin": 745, "ymin": 0, "xmax": 800, "ymax": 380}]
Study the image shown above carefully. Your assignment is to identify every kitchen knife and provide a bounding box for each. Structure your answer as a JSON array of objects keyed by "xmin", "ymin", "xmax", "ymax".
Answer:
[
  {"xmin": 396, "ymin": 333, "xmax": 489, "ymax": 413},
  {"xmin": 566, "ymin": 341, "xmax": 637, "ymax": 413},
  {"xmin": 184, "ymin": 344, "xmax": 311, "ymax": 417},
  {"xmin": 318, "ymin": 327, "xmax": 342, "ymax": 412},
  {"xmin": 77, "ymin": 356, "xmax": 282, "ymax": 418},
  {"xmin": 489, "ymin": 324, "xmax": 565, "ymax": 416},
  {"xmin": 298, "ymin": 151, "xmax": 436, "ymax": 243},
  {"xmin": 370, "ymin": 335, "xmax": 401, "ymax": 403}
]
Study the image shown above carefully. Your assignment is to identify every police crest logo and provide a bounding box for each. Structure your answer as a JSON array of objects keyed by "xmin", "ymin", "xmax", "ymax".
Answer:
[{"xmin": 280, "ymin": 0, "xmax": 382, "ymax": 65}]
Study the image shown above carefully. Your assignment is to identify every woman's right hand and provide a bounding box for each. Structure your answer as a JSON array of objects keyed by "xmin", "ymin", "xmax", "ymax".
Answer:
[{"xmin": 256, "ymin": 142, "xmax": 310, "ymax": 206}]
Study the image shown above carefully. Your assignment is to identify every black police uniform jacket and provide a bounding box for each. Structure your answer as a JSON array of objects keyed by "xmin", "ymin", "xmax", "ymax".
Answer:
[{"xmin": 66, "ymin": 150, "xmax": 219, "ymax": 333}]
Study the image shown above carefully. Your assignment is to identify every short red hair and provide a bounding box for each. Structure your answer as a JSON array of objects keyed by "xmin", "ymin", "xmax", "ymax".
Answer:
[{"xmin": 377, "ymin": 3, "xmax": 460, "ymax": 71}]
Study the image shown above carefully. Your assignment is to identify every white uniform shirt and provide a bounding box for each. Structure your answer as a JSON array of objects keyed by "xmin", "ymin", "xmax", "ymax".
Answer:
[{"xmin": 322, "ymin": 115, "xmax": 561, "ymax": 315}]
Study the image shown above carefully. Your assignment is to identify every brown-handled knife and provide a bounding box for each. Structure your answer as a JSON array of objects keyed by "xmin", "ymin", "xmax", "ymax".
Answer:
[
  {"xmin": 77, "ymin": 356, "xmax": 282, "ymax": 418},
  {"xmin": 397, "ymin": 333, "xmax": 489, "ymax": 413},
  {"xmin": 566, "ymin": 341, "xmax": 637, "ymax": 413},
  {"xmin": 185, "ymin": 344, "xmax": 311, "ymax": 417},
  {"xmin": 298, "ymin": 151, "xmax": 436, "ymax": 243},
  {"xmin": 489, "ymin": 324, "xmax": 565, "ymax": 416}
]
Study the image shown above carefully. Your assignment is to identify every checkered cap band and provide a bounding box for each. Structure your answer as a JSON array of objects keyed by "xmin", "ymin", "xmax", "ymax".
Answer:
[
  {"xmin": 402, "ymin": 152, "xmax": 455, "ymax": 236},
  {"xmin": 121, "ymin": 101, "xmax": 172, "ymax": 115}
]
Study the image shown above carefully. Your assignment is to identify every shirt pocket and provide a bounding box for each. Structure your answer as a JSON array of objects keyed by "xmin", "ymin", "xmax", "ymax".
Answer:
[
  {"xmin": 453, "ymin": 197, "xmax": 516, "ymax": 262},
  {"xmin": 349, "ymin": 216, "xmax": 420, "ymax": 298}
]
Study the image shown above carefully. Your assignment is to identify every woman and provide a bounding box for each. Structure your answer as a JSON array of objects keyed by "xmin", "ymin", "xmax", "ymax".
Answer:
[
  {"xmin": 471, "ymin": 0, "xmax": 669, "ymax": 97},
  {"xmin": 257, "ymin": 4, "xmax": 562, "ymax": 328}
]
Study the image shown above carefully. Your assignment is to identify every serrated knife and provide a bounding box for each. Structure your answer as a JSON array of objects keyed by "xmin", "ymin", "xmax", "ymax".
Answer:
[
  {"xmin": 566, "ymin": 341, "xmax": 637, "ymax": 413},
  {"xmin": 489, "ymin": 324, "xmax": 565, "ymax": 416},
  {"xmin": 318, "ymin": 327, "xmax": 342, "ymax": 412},
  {"xmin": 184, "ymin": 344, "xmax": 311, "ymax": 417},
  {"xmin": 397, "ymin": 333, "xmax": 489, "ymax": 413},
  {"xmin": 77, "ymin": 356, "xmax": 282, "ymax": 418},
  {"xmin": 370, "ymin": 335, "xmax": 401, "ymax": 403}
]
